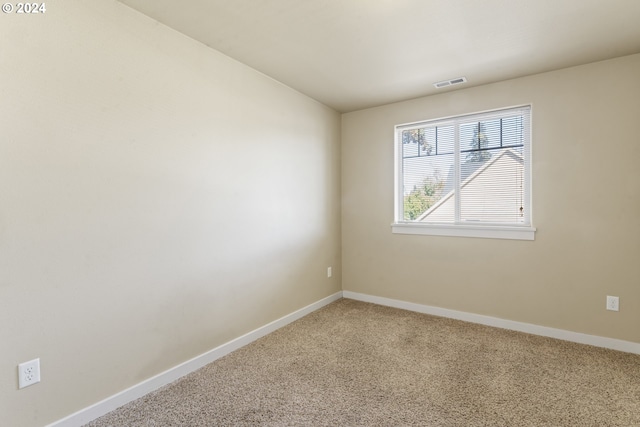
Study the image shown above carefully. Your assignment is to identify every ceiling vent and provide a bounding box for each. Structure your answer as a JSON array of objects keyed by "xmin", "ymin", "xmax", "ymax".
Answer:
[{"xmin": 433, "ymin": 76, "xmax": 467, "ymax": 89}]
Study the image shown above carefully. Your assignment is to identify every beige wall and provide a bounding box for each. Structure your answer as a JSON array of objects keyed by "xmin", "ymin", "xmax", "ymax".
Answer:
[
  {"xmin": 0, "ymin": 2, "xmax": 341, "ymax": 426},
  {"xmin": 342, "ymin": 54, "xmax": 640, "ymax": 344}
]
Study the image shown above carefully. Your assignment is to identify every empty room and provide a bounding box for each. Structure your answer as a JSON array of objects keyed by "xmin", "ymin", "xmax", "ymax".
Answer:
[{"xmin": 2, "ymin": 1, "xmax": 639, "ymax": 426}]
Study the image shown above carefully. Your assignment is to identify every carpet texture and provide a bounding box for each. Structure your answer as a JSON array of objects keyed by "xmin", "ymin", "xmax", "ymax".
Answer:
[{"xmin": 86, "ymin": 299, "xmax": 640, "ymax": 426}]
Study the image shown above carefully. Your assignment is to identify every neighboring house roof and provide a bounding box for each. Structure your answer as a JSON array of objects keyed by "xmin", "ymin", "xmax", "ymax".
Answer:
[
  {"xmin": 417, "ymin": 149, "xmax": 524, "ymax": 223},
  {"xmin": 440, "ymin": 158, "xmax": 484, "ymax": 198}
]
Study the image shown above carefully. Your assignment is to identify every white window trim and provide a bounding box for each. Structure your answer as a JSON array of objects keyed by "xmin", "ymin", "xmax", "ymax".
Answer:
[
  {"xmin": 392, "ymin": 105, "xmax": 536, "ymax": 241},
  {"xmin": 391, "ymin": 222, "xmax": 536, "ymax": 240}
]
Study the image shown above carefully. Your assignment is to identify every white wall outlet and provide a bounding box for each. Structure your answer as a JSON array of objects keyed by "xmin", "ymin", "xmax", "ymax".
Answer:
[
  {"xmin": 18, "ymin": 358, "xmax": 41, "ymax": 389},
  {"xmin": 327, "ymin": 267, "xmax": 332, "ymax": 278},
  {"xmin": 606, "ymin": 296, "xmax": 619, "ymax": 312}
]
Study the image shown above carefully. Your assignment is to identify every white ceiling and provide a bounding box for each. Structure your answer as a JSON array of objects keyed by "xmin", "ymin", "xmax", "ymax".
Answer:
[{"xmin": 118, "ymin": 0, "xmax": 640, "ymax": 113}]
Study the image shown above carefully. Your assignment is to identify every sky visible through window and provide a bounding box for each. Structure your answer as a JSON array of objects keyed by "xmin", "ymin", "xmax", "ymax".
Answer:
[{"xmin": 402, "ymin": 116, "xmax": 524, "ymax": 196}]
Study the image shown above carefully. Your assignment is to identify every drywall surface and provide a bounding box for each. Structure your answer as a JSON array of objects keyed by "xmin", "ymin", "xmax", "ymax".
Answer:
[
  {"xmin": 0, "ymin": 2, "xmax": 341, "ymax": 426},
  {"xmin": 342, "ymin": 54, "xmax": 640, "ymax": 344}
]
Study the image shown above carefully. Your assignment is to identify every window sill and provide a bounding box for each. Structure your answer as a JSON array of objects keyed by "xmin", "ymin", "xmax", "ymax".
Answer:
[{"xmin": 391, "ymin": 222, "xmax": 536, "ymax": 240}]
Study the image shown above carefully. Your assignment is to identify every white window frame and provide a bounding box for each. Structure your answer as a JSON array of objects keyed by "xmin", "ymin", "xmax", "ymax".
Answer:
[{"xmin": 392, "ymin": 105, "xmax": 536, "ymax": 240}]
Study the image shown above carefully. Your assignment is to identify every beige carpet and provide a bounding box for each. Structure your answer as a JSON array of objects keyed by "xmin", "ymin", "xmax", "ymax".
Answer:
[{"xmin": 86, "ymin": 299, "xmax": 640, "ymax": 426}]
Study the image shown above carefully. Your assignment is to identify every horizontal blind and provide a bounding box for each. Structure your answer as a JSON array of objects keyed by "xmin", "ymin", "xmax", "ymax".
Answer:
[{"xmin": 398, "ymin": 106, "xmax": 531, "ymax": 226}]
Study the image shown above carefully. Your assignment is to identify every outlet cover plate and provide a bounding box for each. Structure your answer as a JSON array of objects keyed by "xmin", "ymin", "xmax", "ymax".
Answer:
[
  {"xmin": 18, "ymin": 358, "xmax": 41, "ymax": 389},
  {"xmin": 606, "ymin": 296, "xmax": 619, "ymax": 312}
]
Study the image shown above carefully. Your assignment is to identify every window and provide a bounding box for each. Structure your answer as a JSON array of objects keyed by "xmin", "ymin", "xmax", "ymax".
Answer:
[{"xmin": 393, "ymin": 105, "xmax": 535, "ymax": 240}]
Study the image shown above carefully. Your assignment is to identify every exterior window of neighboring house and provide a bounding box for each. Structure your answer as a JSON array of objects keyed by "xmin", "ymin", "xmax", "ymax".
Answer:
[{"xmin": 393, "ymin": 105, "xmax": 535, "ymax": 240}]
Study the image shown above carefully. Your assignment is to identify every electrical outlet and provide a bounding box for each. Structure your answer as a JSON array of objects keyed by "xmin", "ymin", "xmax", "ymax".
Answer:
[
  {"xmin": 18, "ymin": 358, "xmax": 40, "ymax": 389},
  {"xmin": 327, "ymin": 267, "xmax": 332, "ymax": 278},
  {"xmin": 606, "ymin": 296, "xmax": 619, "ymax": 312}
]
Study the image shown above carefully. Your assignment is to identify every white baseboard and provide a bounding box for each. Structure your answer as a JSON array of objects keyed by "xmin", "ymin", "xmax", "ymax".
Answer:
[
  {"xmin": 343, "ymin": 291, "xmax": 640, "ymax": 355},
  {"xmin": 46, "ymin": 289, "xmax": 639, "ymax": 426},
  {"xmin": 47, "ymin": 291, "xmax": 343, "ymax": 427}
]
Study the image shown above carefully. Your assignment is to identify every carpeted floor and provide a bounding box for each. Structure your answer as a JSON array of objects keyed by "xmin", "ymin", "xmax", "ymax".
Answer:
[{"xmin": 86, "ymin": 299, "xmax": 640, "ymax": 426}]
